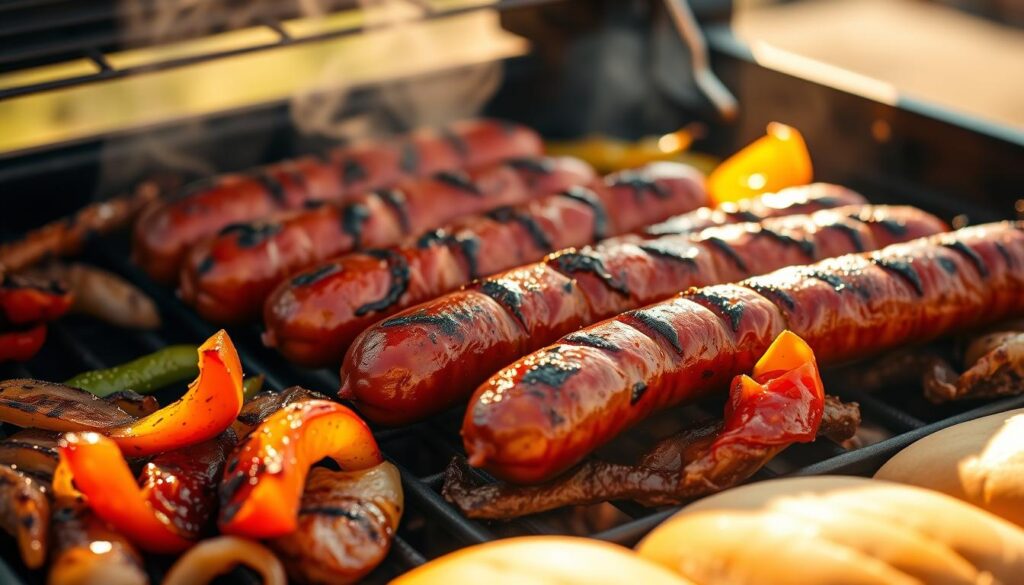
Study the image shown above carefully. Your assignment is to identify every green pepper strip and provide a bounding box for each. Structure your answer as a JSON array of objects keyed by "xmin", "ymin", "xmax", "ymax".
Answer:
[
  {"xmin": 66, "ymin": 345, "xmax": 266, "ymax": 400},
  {"xmin": 66, "ymin": 345, "xmax": 198, "ymax": 397},
  {"xmin": 242, "ymin": 375, "xmax": 265, "ymax": 401}
]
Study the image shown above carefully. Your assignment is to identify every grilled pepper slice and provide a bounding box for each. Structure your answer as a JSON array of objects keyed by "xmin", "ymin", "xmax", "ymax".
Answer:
[
  {"xmin": 107, "ymin": 329, "xmax": 243, "ymax": 456},
  {"xmin": 707, "ymin": 123, "xmax": 812, "ymax": 205},
  {"xmin": 219, "ymin": 399, "xmax": 382, "ymax": 538},
  {"xmin": 717, "ymin": 329, "xmax": 825, "ymax": 449},
  {"xmin": 0, "ymin": 274, "xmax": 72, "ymax": 326},
  {"xmin": 0, "ymin": 325, "xmax": 47, "ymax": 363},
  {"xmin": 57, "ymin": 430, "xmax": 235, "ymax": 554},
  {"xmin": 65, "ymin": 344, "xmax": 199, "ymax": 397}
]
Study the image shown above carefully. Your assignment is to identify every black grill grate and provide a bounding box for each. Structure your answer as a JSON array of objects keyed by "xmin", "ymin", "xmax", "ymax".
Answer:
[
  {"xmin": 1, "ymin": 1, "xmax": 1022, "ymax": 578},
  {"xmin": 2, "ymin": 229, "xmax": 1024, "ymax": 583}
]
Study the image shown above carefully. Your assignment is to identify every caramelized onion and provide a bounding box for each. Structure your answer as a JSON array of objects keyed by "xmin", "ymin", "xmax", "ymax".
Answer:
[
  {"xmin": 47, "ymin": 498, "xmax": 147, "ymax": 585},
  {"xmin": 0, "ymin": 464, "xmax": 49, "ymax": 569},
  {"xmin": 0, "ymin": 429, "xmax": 60, "ymax": 479},
  {"xmin": 0, "ymin": 379, "xmax": 135, "ymax": 431},
  {"xmin": 267, "ymin": 464, "xmax": 404, "ymax": 584},
  {"xmin": 162, "ymin": 536, "xmax": 286, "ymax": 585}
]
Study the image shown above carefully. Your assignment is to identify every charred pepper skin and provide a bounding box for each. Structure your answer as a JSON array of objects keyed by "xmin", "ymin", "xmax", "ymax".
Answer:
[
  {"xmin": 341, "ymin": 204, "xmax": 947, "ymax": 427},
  {"xmin": 464, "ymin": 222, "xmax": 1024, "ymax": 484},
  {"xmin": 265, "ymin": 162, "xmax": 709, "ymax": 367},
  {"xmin": 179, "ymin": 156, "xmax": 595, "ymax": 324},
  {"xmin": 219, "ymin": 399, "xmax": 382, "ymax": 539},
  {"xmin": 134, "ymin": 119, "xmax": 544, "ymax": 283}
]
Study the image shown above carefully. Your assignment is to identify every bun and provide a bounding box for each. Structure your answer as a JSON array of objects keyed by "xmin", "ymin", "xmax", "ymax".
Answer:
[
  {"xmin": 391, "ymin": 536, "xmax": 692, "ymax": 585},
  {"xmin": 876, "ymin": 408, "xmax": 1024, "ymax": 527},
  {"xmin": 636, "ymin": 476, "xmax": 1024, "ymax": 584}
]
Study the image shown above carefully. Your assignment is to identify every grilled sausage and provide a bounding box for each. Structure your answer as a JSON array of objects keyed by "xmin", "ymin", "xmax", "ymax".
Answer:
[
  {"xmin": 341, "ymin": 205, "xmax": 947, "ymax": 426},
  {"xmin": 645, "ymin": 182, "xmax": 865, "ymax": 236},
  {"xmin": 463, "ymin": 222, "xmax": 1024, "ymax": 483},
  {"xmin": 134, "ymin": 119, "xmax": 542, "ymax": 283},
  {"xmin": 264, "ymin": 162, "xmax": 709, "ymax": 366},
  {"xmin": 179, "ymin": 156, "xmax": 595, "ymax": 323}
]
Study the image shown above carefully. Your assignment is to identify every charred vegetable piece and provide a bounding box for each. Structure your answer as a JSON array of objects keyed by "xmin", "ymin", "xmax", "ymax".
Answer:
[
  {"xmin": 444, "ymin": 396, "xmax": 857, "ymax": 519},
  {"xmin": 47, "ymin": 497, "xmax": 148, "ymax": 585},
  {"xmin": 102, "ymin": 391, "xmax": 159, "ymax": 417},
  {"xmin": 106, "ymin": 330, "xmax": 243, "ymax": 456},
  {"xmin": 268, "ymin": 464, "xmax": 403, "ymax": 585},
  {"xmin": 544, "ymin": 128, "xmax": 697, "ymax": 174},
  {"xmin": 0, "ymin": 325, "xmax": 48, "ymax": 363},
  {"xmin": 926, "ymin": 331, "xmax": 1024, "ymax": 403},
  {"xmin": 707, "ymin": 123, "xmax": 812, "ymax": 205},
  {"xmin": 0, "ymin": 429, "xmax": 60, "ymax": 479},
  {"xmin": 162, "ymin": 536, "xmax": 286, "ymax": 585},
  {"xmin": 28, "ymin": 263, "xmax": 159, "ymax": 330},
  {"xmin": 57, "ymin": 430, "xmax": 235, "ymax": 553},
  {"xmin": 445, "ymin": 332, "xmax": 844, "ymax": 518},
  {"xmin": 0, "ymin": 273, "xmax": 72, "ymax": 326},
  {"xmin": 0, "ymin": 183, "xmax": 160, "ymax": 274},
  {"xmin": 219, "ymin": 399, "xmax": 382, "ymax": 538},
  {"xmin": 232, "ymin": 386, "xmax": 324, "ymax": 437},
  {"xmin": 0, "ymin": 464, "xmax": 50, "ymax": 569},
  {"xmin": 0, "ymin": 379, "xmax": 136, "ymax": 431},
  {"xmin": 65, "ymin": 344, "xmax": 198, "ymax": 397}
]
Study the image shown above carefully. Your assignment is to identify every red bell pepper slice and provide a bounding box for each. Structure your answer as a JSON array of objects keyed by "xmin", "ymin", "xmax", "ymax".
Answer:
[
  {"xmin": 0, "ymin": 276, "xmax": 72, "ymax": 326},
  {"xmin": 56, "ymin": 432, "xmax": 192, "ymax": 553},
  {"xmin": 107, "ymin": 329, "xmax": 243, "ymax": 456},
  {"xmin": 218, "ymin": 399, "xmax": 382, "ymax": 538},
  {"xmin": 0, "ymin": 325, "xmax": 47, "ymax": 363},
  {"xmin": 56, "ymin": 430, "xmax": 235, "ymax": 554},
  {"xmin": 715, "ymin": 330, "xmax": 825, "ymax": 450}
]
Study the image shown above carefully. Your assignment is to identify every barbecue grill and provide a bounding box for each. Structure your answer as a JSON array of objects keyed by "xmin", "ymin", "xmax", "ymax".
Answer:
[{"xmin": 1, "ymin": 1, "xmax": 1023, "ymax": 582}]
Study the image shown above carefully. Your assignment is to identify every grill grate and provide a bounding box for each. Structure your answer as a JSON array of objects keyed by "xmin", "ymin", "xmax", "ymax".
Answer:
[
  {"xmin": 2, "ymin": 229, "xmax": 1023, "ymax": 583},
  {"xmin": 1, "ymin": 1, "xmax": 1022, "ymax": 578}
]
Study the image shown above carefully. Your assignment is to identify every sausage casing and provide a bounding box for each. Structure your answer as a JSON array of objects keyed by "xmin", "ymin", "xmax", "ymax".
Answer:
[
  {"xmin": 464, "ymin": 222, "xmax": 1024, "ymax": 483},
  {"xmin": 265, "ymin": 162, "xmax": 709, "ymax": 366},
  {"xmin": 134, "ymin": 119, "xmax": 542, "ymax": 283},
  {"xmin": 179, "ymin": 157, "xmax": 595, "ymax": 323},
  {"xmin": 342, "ymin": 203, "xmax": 947, "ymax": 427}
]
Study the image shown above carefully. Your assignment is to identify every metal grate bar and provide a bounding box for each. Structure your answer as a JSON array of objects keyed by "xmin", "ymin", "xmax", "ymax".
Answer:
[
  {"xmin": 591, "ymin": 509, "xmax": 677, "ymax": 545},
  {"xmin": 49, "ymin": 322, "xmax": 108, "ymax": 372},
  {"xmin": 391, "ymin": 535, "xmax": 427, "ymax": 568},
  {"xmin": 837, "ymin": 387, "xmax": 927, "ymax": 432},
  {"xmin": 395, "ymin": 460, "xmax": 497, "ymax": 545},
  {"xmin": 90, "ymin": 241, "xmax": 291, "ymax": 391}
]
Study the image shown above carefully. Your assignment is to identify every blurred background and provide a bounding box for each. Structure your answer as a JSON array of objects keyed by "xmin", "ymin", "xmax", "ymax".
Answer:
[{"xmin": 734, "ymin": 0, "xmax": 1024, "ymax": 128}]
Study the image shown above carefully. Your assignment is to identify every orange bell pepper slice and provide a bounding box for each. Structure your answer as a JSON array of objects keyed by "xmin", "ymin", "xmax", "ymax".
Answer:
[
  {"xmin": 108, "ymin": 329, "xmax": 243, "ymax": 456},
  {"xmin": 717, "ymin": 330, "xmax": 825, "ymax": 448},
  {"xmin": 56, "ymin": 432, "xmax": 192, "ymax": 554},
  {"xmin": 708, "ymin": 123, "xmax": 813, "ymax": 205},
  {"xmin": 219, "ymin": 399, "xmax": 382, "ymax": 538}
]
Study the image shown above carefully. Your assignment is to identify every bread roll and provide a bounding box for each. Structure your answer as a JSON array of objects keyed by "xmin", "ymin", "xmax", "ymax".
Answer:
[
  {"xmin": 636, "ymin": 476, "xmax": 1024, "ymax": 584},
  {"xmin": 392, "ymin": 536, "xmax": 693, "ymax": 585},
  {"xmin": 876, "ymin": 408, "xmax": 1024, "ymax": 527}
]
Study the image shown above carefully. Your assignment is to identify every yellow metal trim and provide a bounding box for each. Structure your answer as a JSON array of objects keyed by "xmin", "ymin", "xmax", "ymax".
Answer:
[{"xmin": 0, "ymin": 4, "xmax": 522, "ymax": 155}]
